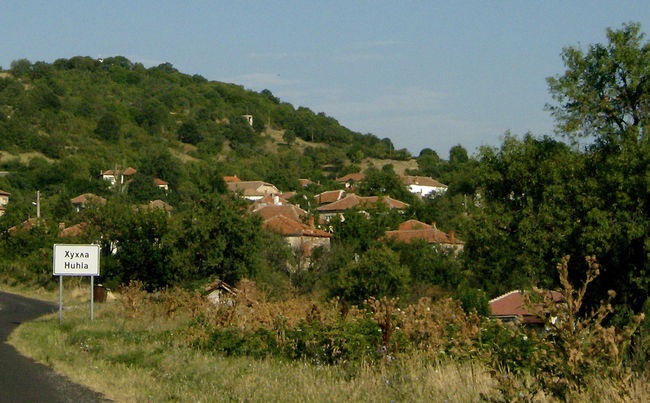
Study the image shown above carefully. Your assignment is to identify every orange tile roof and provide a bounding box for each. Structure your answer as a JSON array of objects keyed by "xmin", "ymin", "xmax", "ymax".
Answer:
[
  {"xmin": 253, "ymin": 204, "xmax": 307, "ymax": 222},
  {"xmin": 154, "ymin": 178, "xmax": 168, "ymax": 186},
  {"xmin": 263, "ymin": 215, "xmax": 332, "ymax": 238},
  {"xmin": 315, "ymin": 190, "xmax": 346, "ymax": 204},
  {"xmin": 317, "ymin": 194, "xmax": 409, "ymax": 212},
  {"xmin": 385, "ymin": 220, "xmax": 463, "ymax": 245}
]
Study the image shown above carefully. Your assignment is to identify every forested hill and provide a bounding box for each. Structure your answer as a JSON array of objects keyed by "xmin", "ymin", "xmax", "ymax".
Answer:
[{"xmin": 0, "ymin": 55, "xmax": 412, "ymax": 182}]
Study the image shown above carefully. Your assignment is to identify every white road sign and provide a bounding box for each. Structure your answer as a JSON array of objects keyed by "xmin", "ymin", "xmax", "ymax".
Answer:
[{"xmin": 53, "ymin": 244, "xmax": 100, "ymax": 276}]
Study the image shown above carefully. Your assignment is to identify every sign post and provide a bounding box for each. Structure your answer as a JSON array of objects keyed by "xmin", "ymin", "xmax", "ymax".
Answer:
[{"xmin": 53, "ymin": 244, "xmax": 100, "ymax": 323}]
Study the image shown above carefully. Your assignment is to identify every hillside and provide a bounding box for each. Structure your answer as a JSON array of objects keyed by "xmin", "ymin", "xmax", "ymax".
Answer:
[{"xmin": 0, "ymin": 56, "xmax": 413, "ymax": 186}]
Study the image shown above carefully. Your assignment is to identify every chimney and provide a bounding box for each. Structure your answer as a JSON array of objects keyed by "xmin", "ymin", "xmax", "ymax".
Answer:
[
  {"xmin": 431, "ymin": 222, "xmax": 437, "ymax": 230},
  {"xmin": 308, "ymin": 216, "xmax": 315, "ymax": 228},
  {"xmin": 273, "ymin": 195, "xmax": 280, "ymax": 205},
  {"xmin": 449, "ymin": 230, "xmax": 455, "ymax": 244},
  {"xmin": 59, "ymin": 222, "xmax": 66, "ymax": 230}
]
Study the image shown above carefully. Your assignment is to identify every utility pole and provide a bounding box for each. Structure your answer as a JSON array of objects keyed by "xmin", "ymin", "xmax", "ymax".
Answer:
[{"xmin": 36, "ymin": 190, "xmax": 41, "ymax": 218}]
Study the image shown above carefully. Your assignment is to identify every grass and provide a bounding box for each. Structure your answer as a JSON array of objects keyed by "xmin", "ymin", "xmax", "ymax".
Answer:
[
  {"xmin": 4, "ymin": 282, "xmax": 649, "ymax": 402},
  {"xmin": 8, "ymin": 302, "xmax": 494, "ymax": 401}
]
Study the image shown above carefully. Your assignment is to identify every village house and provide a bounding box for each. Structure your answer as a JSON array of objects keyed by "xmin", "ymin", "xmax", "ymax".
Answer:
[
  {"xmin": 262, "ymin": 215, "xmax": 332, "ymax": 264},
  {"xmin": 401, "ymin": 175, "xmax": 448, "ymax": 198},
  {"xmin": 335, "ymin": 172, "xmax": 365, "ymax": 189},
  {"xmin": 384, "ymin": 219, "xmax": 464, "ymax": 253},
  {"xmin": 227, "ymin": 180, "xmax": 281, "ymax": 201},
  {"xmin": 317, "ymin": 194, "xmax": 409, "ymax": 221},
  {"xmin": 489, "ymin": 290, "xmax": 564, "ymax": 325},
  {"xmin": 101, "ymin": 167, "xmax": 137, "ymax": 188},
  {"xmin": 70, "ymin": 193, "xmax": 107, "ymax": 212},
  {"xmin": 314, "ymin": 189, "xmax": 346, "ymax": 205}
]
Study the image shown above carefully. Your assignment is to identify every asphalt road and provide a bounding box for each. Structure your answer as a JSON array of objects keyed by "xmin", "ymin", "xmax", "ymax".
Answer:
[{"xmin": 0, "ymin": 291, "xmax": 109, "ymax": 402}]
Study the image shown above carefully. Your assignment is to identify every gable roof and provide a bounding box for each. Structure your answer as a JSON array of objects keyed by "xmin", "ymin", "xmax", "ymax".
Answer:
[
  {"xmin": 0, "ymin": 189, "xmax": 10, "ymax": 196},
  {"xmin": 489, "ymin": 290, "xmax": 564, "ymax": 324},
  {"xmin": 317, "ymin": 194, "xmax": 409, "ymax": 212},
  {"xmin": 263, "ymin": 215, "xmax": 332, "ymax": 238},
  {"xmin": 315, "ymin": 190, "xmax": 346, "ymax": 205},
  {"xmin": 253, "ymin": 204, "xmax": 307, "ymax": 222},
  {"xmin": 401, "ymin": 175, "xmax": 447, "ymax": 188},
  {"xmin": 70, "ymin": 193, "xmax": 106, "ymax": 206},
  {"xmin": 384, "ymin": 220, "xmax": 463, "ymax": 246},
  {"xmin": 227, "ymin": 181, "xmax": 280, "ymax": 198}
]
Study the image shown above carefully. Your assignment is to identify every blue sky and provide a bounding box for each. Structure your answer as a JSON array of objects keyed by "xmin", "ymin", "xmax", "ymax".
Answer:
[{"xmin": 2, "ymin": 1, "xmax": 650, "ymax": 156}]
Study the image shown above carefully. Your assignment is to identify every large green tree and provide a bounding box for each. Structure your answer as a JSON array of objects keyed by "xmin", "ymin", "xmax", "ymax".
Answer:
[{"xmin": 546, "ymin": 22, "xmax": 650, "ymax": 310}]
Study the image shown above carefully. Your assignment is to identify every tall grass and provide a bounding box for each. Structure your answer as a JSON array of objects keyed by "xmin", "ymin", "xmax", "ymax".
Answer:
[{"xmin": 6, "ymin": 278, "xmax": 649, "ymax": 402}]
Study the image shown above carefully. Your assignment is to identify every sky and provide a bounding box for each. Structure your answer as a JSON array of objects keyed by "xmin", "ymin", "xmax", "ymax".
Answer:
[{"xmin": 2, "ymin": 1, "xmax": 650, "ymax": 157}]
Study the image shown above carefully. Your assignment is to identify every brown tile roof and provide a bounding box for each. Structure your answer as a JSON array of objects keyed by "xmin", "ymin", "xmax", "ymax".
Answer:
[
  {"xmin": 0, "ymin": 189, "xmax": 10, "ymax": 196},
  {"xmin": 385, "ymin": 220, "xmax": 463, "ymax": 245},
  {"xmin": 70, "ymin": 193, "xmax": 107, "ymax": 206},
  {"xmin": 401, "ymin": 175, "xmax": 447, "ymax": 188},
  {"xmin": 227, "ymin": 181, "xmax": 280, "ymax": 198},
  {"xmin": 315, "ymin": 190, "xmax": 346, "ymax": 205},
  {"xmin": 263, "ymin": 215, "xmax": 332, "ymax": 238},
  {"xmin": 253, "ymin": 204, "xmax": 307, "ymax": 222},
  {"xmin": 154, "ymin": 178, "xmax": 168, "ymax": 186},
  {"xmin": 317, "ymin": 194, "xmax": 409, "ymax": 212},
  {"xmin": 489, "ymin": 290, "xmax": 563, "ymax": 324},
  {"xmin": 102, "ymin": 167, "xmax": 137, "ymax": 176}
]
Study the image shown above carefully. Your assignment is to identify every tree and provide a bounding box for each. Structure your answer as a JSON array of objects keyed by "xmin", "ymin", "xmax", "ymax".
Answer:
[
  {"xmin": 329, "ymin": 244, "xmax": 410, "ymax": 306},
  {"xmin": 546, "ymin": 22, "xmax": 650, "ymax": 311},
  {"xmin": 282, "ymin": 129, "xmax": 296, "ymax": 146},
  {"xmin": 547, "ymin": 22, "xmax": 650, "ymax": 148}
]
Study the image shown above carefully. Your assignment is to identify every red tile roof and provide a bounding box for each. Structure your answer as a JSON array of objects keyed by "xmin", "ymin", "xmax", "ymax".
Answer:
[
  {"xmin": 489, "ymin": 290, "xmax": 564, "ymax": 324},
  {"xmin": 263, "ymin": 215, "xmax": 332, "ymax": 238},
  {"xmin": 253, "ymin": 204, "xmax": 307, "ymax": 222},
  {"xmin": 315, "ymin": 190, "xmax": 346, "ymax": 205},
  {"xmin": 59, "ymin": 222, "xmax": 89, "ymax": 238},
  {"xmin": 317, "ymin": 194, "xmax": 409, "ymax": 212},
  {"xmin": 384, "ymin": 220, "xmax": 463, "ymax": 245}
]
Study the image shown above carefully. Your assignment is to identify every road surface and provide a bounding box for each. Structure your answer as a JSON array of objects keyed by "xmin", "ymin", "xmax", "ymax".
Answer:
[{"xmin": 0, "ymin": 291, "xmax": 109, "ymax": 402}]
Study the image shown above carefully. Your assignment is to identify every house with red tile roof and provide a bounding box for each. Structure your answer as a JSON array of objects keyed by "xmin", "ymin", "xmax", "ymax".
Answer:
[
  {"xmin": 335, "ymin": 172, "xmax": 365, "ymax": 189},
  {"xmin": 315, "ymin": 190, "xmax": 346, "ymax": 205},
  {"xmin": 154, "ymin": 178, "xmax": 169, "ymax": 192},
  {"xmin": 489, "ymin": 290, "xmax": 564, "ymax": 325},
  {"xmin": 401, "ymin": 175, "xmax": 448, "ymax": 198},
  {"xmin": 70, "ymin": 193, "xmax": 107, "ymax": 212},
  {"xmin": 262, "ymin": 215, "xmax": 332, "ymax": 261},
  {"xmin": 227, "ymin": 180, "xmax": 281, "ymax": 201},
  {"xmin": 101, "ymin": 167, "xmax": 137, "ymax": 188},
  {"xmin": 317, "ymin": 194, "xmax": 409, "ymax": 220},
  {"xmin": 384, "ymin": 219, "xmax": 464, "ymax": 252}
]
